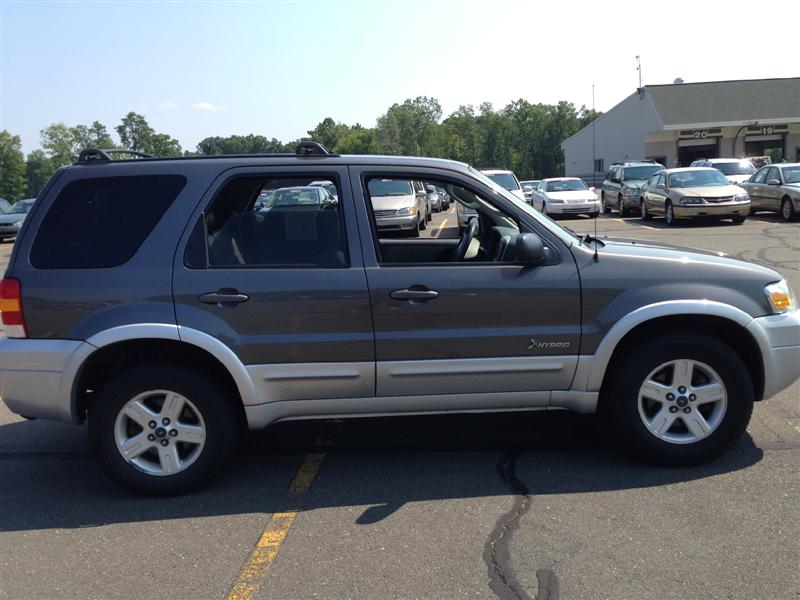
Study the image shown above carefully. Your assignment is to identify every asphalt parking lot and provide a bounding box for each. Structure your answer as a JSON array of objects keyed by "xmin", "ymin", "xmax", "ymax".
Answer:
[{"xmin": 1, "ymin": 210, "xmax": 799, "ymax": 600}]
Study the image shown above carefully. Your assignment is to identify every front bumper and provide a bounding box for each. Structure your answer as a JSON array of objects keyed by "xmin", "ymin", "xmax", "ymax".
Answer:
[
  {"xmin": 747, "ymin": 310, "xmax": 800, "ymax": 399},
  {"xmin": 673, "ymin": 201, "xmax": 750, "ymax": 219},
  {"xmin": 376, "ymin": 214, "xmax": 419, "ymax": 231},
  {"xmin": 0, "ymin": 338, "xmax": 94, "ymax": 423},
  {"xmin": 547, "ymin": 201, "xmax": 601, "ymax": 215}
]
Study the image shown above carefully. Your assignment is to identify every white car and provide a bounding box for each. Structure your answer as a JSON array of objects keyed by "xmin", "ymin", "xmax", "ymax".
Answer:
[
  {"xmin": 531, "ymin": 178, "xmax": 600, "ymax": 218},
  {"xmin": 481, "ymin": 169, "xmax": 526, "ymax": 202},
  {"xmin": 689, "ymin": 158, "xmax": 756, "ymax": 185}
]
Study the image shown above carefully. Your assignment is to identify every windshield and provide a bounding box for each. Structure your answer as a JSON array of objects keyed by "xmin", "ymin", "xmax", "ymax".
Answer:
[
  {"xmin": 545, "ymin": 179, "xmax": 588, "ymax": 192},
  {"xmin": 669, "ymin": 170, "xmax": 730, "ymax": 188},
  {"xmin": 368, "ymin": 179, "xmax": 413, "ymax": 196},
  {"xmin": 469, "ymin": 166, "xmax": 580, "ymax": 242},
  {"xmin": 623, "ymin": 165, "xmax": 663, "ymax": 180},
  {"xmin": 782, "ymin": 166, "xmax": 800, "ymax": 184},
  {"xmin": 485, "ymin": 173, "xmax": 520, "ymax": 191},
  {"xmin": 713, "ymin": 161, "xmax": 756, "ymax": 176},
  {"xmin": 267, "ymin": 188, "xmax": 321, "ymax": 207},
  {"xmin": 7, "ymin": 201, "xmax": 33, "ymax": 214}
]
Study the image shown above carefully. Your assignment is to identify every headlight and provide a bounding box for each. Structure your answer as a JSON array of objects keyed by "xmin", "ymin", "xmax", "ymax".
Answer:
[
  {"xmin": 623, "ymin": 188, "xmax": 639, "ymax": 197},
  {"xmin": 764, "ymin": 280, "xmax": 797, "ymax": 314},
  {"xmin": 735, "ymin": 193, "xmax": 749, "ymax": 202},
  {"xmin": 679, "ymin": 197, "xmax": 704, "ymax": 205},
  {"xmin": 396, "ymin": 207, "xmax": 414, "ymax": 216}
]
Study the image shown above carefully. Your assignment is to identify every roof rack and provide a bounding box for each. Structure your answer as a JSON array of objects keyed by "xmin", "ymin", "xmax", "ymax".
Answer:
[
  {"xmin": 77, "ymin": 148, "xmax": 154, "ymax": 163},
  {"xmin": 610, "ymin": 159, "xmax": 659, "ymax": 166},
  {"xmin": 295, "ymin": 141, "xmax": 336, "ymax": 157}
]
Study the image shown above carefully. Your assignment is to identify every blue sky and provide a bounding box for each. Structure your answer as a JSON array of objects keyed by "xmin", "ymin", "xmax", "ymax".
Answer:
[{"xmin": 2, "ymin": 0, "xmax": 798, "ymax": 154}]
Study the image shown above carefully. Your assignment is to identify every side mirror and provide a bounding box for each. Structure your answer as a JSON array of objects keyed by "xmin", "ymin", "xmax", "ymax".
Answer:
[
  {"xmin": 656, "ymin": 183, "xmax": 666, "ymax": 190},
  {"xmin": 523, "ymin": 185, "xmax": 533, "ymax": 192},
  {"xmin": 767, "ymin": 179, "xmax": 781, "ymax": 185},
  {"xmin": 589, "ymin": 186, "xmax": 595, "ymax": 192},
  {"xmin": 516, "ymin": 233, "xmax": 546, "ymax": 265}
]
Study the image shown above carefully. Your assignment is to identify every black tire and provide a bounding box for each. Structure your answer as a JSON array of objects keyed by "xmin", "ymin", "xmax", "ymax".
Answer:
[
  {"xmin": 618, "ymin": 195, "xmax": 625, "ymax": 216},
  {"xmin": 419, "ymin": 215, "xmax": 427, "ymax": 231},
  {"xmin": 640, "ymin": 200, "xmax": 652, "ymax": 221},
  {"xmin": 665, "ymin": 201, "xmax": 676, "ymax": 226},
  {"xmin": 89, "ymin": 363, "xmax": 239, "ymax": 495},
  {"xmin": 602, "ymin": 193, "xmax": 611, "ymax": 213},
  {"xmin": 409, "ymin": 226, "xmax": 421, "ymax": 237},
  {"xmin": 589, "ymin": 211, "xmax": 599, "ymax": 219},
  {"xmin": 731, "ymin": 216, "xmax": 746, "ymax": 224},
  {"xmin": 605, "ymin": 333, "xmax": 753, "ymax": 466},
  {"xmin": 781, "ymin": 197, "xmax": 796, "ymax": 222}
]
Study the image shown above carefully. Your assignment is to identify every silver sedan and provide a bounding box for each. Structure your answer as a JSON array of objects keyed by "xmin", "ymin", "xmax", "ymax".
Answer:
[{"xmin": 739, "ymin": 163, "xmax": 800, "ymax": 221}]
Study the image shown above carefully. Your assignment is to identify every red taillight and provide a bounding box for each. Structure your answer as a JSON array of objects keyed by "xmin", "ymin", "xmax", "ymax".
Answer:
[{"xmin": 0, "ymin": 278, "xmax": 27, "ymax": 338}]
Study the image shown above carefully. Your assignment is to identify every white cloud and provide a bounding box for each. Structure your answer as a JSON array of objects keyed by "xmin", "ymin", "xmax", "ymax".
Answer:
[
  {"xmin": 190, "ymin": 101, "xmax": 228, "ymax": 112},
  {"xmin": 157, "ymin": 101, "xmax": 178, "ymax": 110}
]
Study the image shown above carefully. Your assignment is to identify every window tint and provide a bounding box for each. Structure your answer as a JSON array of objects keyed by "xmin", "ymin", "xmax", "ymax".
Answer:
[
  {"xmin": 31, "ymin": 175, "xmax": 185, "ymax": 269},
  {"xmin": 752, "ymin": 167, "xmax": 768, "ymax": 184},
  {"xmin": 201, "ymin": 176, "xmax": 347, "ymax": 268},
  {"xmin": 766, "ymin": 167, "xmax": 781, "ymax": 182}
]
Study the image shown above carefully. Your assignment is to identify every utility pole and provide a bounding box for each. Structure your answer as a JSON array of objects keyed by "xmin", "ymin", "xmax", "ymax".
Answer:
[
  {"xmin": 592, "ymin": 84, "xmax": 596, "ymax": 184},
  {"xmin": 636, "ymin": 55, "xmax": 642, "ymax": 91}
]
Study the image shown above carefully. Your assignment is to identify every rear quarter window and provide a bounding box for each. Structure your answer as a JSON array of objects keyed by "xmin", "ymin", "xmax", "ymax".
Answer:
[{"xmin": 30, "ymin": 175, "xmax": 186, "ymax": 269}]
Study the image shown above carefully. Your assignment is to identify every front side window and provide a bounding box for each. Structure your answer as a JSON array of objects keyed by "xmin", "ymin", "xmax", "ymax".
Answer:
[
  {"xmin": 752, "ymin": 167, "xmax": 769, "ymax": 184},
  {"xmin": 486, "ymin": 172, "xmax": 520, "ymax": 191},
  {"xmin": 31, "ymin": 175, "xmax": 186, "ymax": 269},
  {"xmin": 766, "ymin": 167, "xmax": 781, "ymax": 183},
  {"xmin": 196, "ymin": 175, "xmax": 347, "ymax": 269}
]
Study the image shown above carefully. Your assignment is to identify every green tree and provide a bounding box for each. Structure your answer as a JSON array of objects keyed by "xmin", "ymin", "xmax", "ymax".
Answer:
[
  {"xmin": 116, "ymin": 112, "xmax": 154, "ymax": 152},
  {"xmin": 72, "ymin": 121, "xmax": 115, "ymax": 150},
  {"xmin": 336, "ymin": 125, "xmax": 377, "ymax": 154},
  {"xmin": 25, "ymin": 150, "xmax": 55, "ymax": 197},
  {"xmin": 40, "ymin": 122, "xmax": 76, "ymax": 167},
  {"xmin": 376, "ymin": 96, "xmax": 442, "ymax": 156},
  {"xmin": 0, "ymin": 131, "xmax": 28, "ymax": 202},
  {"xmin": 147, "ymin": 133, "xmax": 182, "ymax": 157},
  {"xmin": 196, "ymin": 134, "xmax": 287, "ymax": 155}
]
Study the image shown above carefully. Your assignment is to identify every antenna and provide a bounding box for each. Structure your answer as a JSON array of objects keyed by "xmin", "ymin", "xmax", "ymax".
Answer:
[
  {"xmin": 636, "ymin": 55, "xmax": 643, "ymax": 93},
  {"xmin": 592, "ymin": 84, "xmax": 599, "ymax": 263}
]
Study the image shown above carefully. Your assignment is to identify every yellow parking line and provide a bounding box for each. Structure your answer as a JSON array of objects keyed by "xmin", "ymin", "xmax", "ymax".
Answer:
[
  {"xmin": 436, "ymin": 218, "xmax": 449, "ymax": 236},
  {"xmin": 227, "ymin": 452, "xmax": 326, "ymax": 600}
]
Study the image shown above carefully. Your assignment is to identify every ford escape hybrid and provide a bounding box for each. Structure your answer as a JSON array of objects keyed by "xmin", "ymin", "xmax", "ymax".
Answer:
[{"xmin": 2, "ymin": 144, "xmax": 799, "ymax": 494}]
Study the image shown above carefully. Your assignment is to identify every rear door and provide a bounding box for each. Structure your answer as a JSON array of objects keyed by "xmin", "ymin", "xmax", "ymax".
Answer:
[
  {"xmin": 349, "ymin": 165, "xmax": 581, "ymax": 402},
  {"xmin": 744, "ymin": 166, "xmax": 769, "ymax": 208},
  {"xmin": 172, "ymin": 166, "xmax": 374, "ymax": 404}
]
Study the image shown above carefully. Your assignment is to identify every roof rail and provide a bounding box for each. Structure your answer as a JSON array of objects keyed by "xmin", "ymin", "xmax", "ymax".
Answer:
[
  {"xmin": 77, "ymin": 148, "xmax": 154, "ymax": 163},
  {"xmin": 295, "ymin": 141, "xmax": 336, "ymax": 157},
  {"xmin": 611, "ymin": 159, "xmax": 659, "ymax": 166}
]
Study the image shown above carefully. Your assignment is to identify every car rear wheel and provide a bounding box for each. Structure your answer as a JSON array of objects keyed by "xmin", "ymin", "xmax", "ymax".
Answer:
[
  {"xmin": 731, "ymin": 216, "xmax": 746, "ymax": 224},
  {"xmin": 419, "ymin": 214, "xmax": 427, "ymax": 230},
  {"xmin": 781, "ymin": 197, "xmax": 796, "ymax": 221},
  {"xmin": 602, "ymin": 193, "xmax": 611, "ymax": 213},
  {"xmin": 89, "ymin": 364, "xmax": 239, "ymax": 495},
  {"xmin": 618, "ymin": 196, "xmax": 626, "ymax": 216},
  {"xmin": 606, "ymin": 333, "xmax": 753, "ymax": 465}
]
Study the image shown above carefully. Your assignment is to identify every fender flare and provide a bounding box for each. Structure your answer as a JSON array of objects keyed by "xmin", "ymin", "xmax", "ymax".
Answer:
[
  {"xmin": 66, "ymin": 324, "xmax": 259, "ymax": 422},
  {"xmin": 573, "ymin": 300, "xmax": 763, "ymax": 393}
]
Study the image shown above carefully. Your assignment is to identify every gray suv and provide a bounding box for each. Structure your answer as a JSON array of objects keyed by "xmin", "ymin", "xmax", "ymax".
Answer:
[
  {"xmin": 2, "ymin": 144, "xmax": 799, "ymax": 494},
  {"xmin": 602, "ymin": 161, "xmax": 665, "ymax": 215}
]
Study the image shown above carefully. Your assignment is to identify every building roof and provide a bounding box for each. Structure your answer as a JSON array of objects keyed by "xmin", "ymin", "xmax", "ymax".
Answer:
[{"xmin": 646, "ymin": 77, "xmax": 800, "ymax": 129}]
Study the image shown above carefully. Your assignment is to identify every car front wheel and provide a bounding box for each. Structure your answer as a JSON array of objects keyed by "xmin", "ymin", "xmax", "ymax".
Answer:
[
  {"xmin": 782, "ymin": 197, "xmax": 796, "ymax": 221},
  {"xmin": 606, "ymin": 333, "xmax": 753, "ymax": 465},
  {"xmin": 640, "ymin": 200, "xmax": 652, "ymax": 220},
  {"xmin": 89, "ymin": 364, "xmax": 239, "ymax": 495},
  {"xmin": 665, "ymin": 201, "xmax": 676, "ymax": 226}
]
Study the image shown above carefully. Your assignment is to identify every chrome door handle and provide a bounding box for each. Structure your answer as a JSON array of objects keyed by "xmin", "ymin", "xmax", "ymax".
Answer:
[
  {"xmin": 199, "ymin": 290, "xmax": 249, "ymax": 305},
  {"xmin": 390, "ymin": 288, "xmax": 439, "ymax": 301}
]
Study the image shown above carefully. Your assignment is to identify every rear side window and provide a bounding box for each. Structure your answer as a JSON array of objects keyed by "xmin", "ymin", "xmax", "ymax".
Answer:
[{"xmin": 31, "ymin": 175, "xmax": 186, "ymax": 269}]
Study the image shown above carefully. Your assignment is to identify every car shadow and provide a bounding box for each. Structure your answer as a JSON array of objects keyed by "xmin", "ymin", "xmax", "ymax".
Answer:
[{"xmin": 0, "ymin": 411, "xmax": 764, "ymax": 532}]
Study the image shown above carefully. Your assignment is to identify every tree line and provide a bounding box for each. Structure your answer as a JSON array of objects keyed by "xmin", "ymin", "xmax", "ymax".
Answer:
[{"xmin": 0, "ymin": 98, "xmax": 599, "ymax": 202}]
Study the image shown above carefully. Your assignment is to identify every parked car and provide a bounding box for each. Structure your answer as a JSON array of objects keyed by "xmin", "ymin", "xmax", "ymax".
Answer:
[
  {"xmin": 308, "ymin": 180, "xmax": 339, "ymax": 200},
  {"xmin": 740, "ymin": 163, "xmax": 800, "ymax": 221},
  {"xmin": 481, "ymin": 169, "xmax": 526, "ymax": 202},
  {"xmin": 747, "ymin": 156, "xmax": 772, "ymax": 169},
  {"xmin": 260, "ymin": 186, "xmax": 336, "ymax": 210},
  {"xmin": 602, "ymin": 161, "xmax": 665, "ymax": 215},
  {"xmin": 641, "ymin": 168, "xmax": 750, "ymax": 226},
  {"xmin": 436, "ymin": 186, "xmax": 451, "ymax": 210},
  {"xmin": 368, "ymin": 178, "xmax": 427, "ymax": 236},
  {"xmin": 531, "ymin": 178, "xmax": 600, "ymax": 218},
  {"xmin": 1, "ymin": 144, "xmax": 798, "ymax": 494},
  {"xmin": 425, "ymin": 183, "xmax": 443, "ymax": 212},
  {"xmin": 0, "ymin": 199, "xmax": 35, "ymax": 241},
  {"xmin": 520, "ymin": 180, "xmax": 541, "ymax": 203},
  {"xmin": 689, "ymin": 158, "xmax": 756, "ymax": 185},
  {"xmin": 0, "ymin": 197, "xmax": 11, "ymax": 213}
]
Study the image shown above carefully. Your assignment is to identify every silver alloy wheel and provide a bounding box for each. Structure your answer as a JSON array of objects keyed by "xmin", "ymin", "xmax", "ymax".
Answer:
[
  {"xmin": 640, "ymin": 200, "xmax": 647, "ymax": 219},
  {"xmin": 618, "ymin": 197, "xmax": 624, "ymax": 214},
  {"xmin": 114, "ymin": 389, "xmax": 207, "ymax": 476},
  {"xmin": 666, "ymin": 202, "xmax": 674, "ymax": 225},
  {"xmin": 637, "ymin": 359, "xmax": 727, "ymax": 444}
]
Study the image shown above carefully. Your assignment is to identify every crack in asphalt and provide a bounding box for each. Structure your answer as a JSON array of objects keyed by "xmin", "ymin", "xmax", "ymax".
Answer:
[{"xmin": 483, "ymin": 449, "xmax": 560, "ymax": 600}]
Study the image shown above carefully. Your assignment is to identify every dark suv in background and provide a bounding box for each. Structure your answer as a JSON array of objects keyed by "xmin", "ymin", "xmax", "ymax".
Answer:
[
  {"xmin": 602, "ymin": 160, "xmax": 664, "ymax": 215},
  {"xmin": 1, "ymin": 144, "xmax": 798, "ymax": 494}
]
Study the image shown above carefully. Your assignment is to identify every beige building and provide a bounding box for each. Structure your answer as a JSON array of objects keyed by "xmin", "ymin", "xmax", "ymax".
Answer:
[{"xmin": 562, "ymin": 77, "xmax": 800, "ymax": 179}]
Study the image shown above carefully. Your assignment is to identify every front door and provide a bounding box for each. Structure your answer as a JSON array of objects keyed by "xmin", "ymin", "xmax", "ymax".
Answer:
[
  {"xmin": 172, "ymin": 166, "xmax": 374, "ymax": 404},
  {"xmin": 349, "ymin": 166, "xmax": 581, "ymax": 400}
]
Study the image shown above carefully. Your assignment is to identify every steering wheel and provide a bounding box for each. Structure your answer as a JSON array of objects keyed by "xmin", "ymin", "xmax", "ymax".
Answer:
[{"xmin": 452, "ymin": 218, "xmax": 478, "ymax": 262}]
